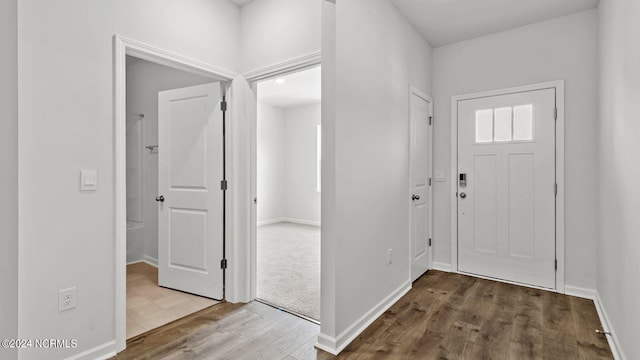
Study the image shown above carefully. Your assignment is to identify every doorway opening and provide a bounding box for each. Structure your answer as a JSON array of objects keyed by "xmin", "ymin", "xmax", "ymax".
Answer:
[
  {"xmin": 255, "ymin": 66, "xmax": 321, "ymax": 322},
  {"xmin": 114, "ymin": 35, "xmax": 237, "ymax": 352},
  {"xmin": 124, "ymin": 55, "xmax": 225, "ymax": 339}
]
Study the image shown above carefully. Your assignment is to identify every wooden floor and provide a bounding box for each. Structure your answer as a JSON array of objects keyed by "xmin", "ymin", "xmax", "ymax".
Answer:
[
  {"xmin": 126, "ymin": 262, "xmax": 219, "ymax": 339},
  {"xmin": 114, "ymin": 270, "xmax": 613, "ymax": 360}
]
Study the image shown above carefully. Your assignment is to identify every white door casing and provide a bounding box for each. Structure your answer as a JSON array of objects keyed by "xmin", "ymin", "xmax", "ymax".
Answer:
[
  {"xmin": 158, "ymin": 82, "xmax": 224, "ymax": 300},
  {"xmin": 457, "ymin": 88, "xmax": 556, "ymax": 289},
  {"xmin": 410, "ymin": 89, "xmax": 433, "ymax": 282},
  {"xmin": 114, "ymin": 35, "xmax": 237, "ymax": 352}
]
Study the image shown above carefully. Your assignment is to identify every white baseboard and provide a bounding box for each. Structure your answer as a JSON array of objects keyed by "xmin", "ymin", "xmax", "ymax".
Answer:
[
  {"xmin": 258, "ymin": 218, "xmax": 321, "ymax": 227},
  {"xmin": 126, "ymin": 256, "xmax": 158, "ymax": 268},
  {"xmin": 282, "ymin": 218, "xmax": 321, "ymax": 226},
  {"xmin": 563, "ymin": 286, "xmax": 626, "ymax": 360},
  {"xmin": 65, "ymin": 340, "xmax": 116, "ymax": 360},
  {"xmin": 593, "ymin": 293, "xmax": 627, "ymax": 360},
  {"xmin": 257, "ymin": 218, "xmax": 287, "ymax": 226},
  {"xmin": 315, "ymin": 280, "xmax": 411, "ymax": 355},
  {"xmin": 565, "ymin": 285, "xmax": 598, "ymax": 300},
  {"xmin": 143, "ymin": 255, "xmax": 158, "ymax": 267},
  {"xmin": 315, "ymin": 333, "xmax": 338, "ymax": 355},
  {"xmin": 432, "ymin": 262, "xmax": 452, "ymax": 272}
]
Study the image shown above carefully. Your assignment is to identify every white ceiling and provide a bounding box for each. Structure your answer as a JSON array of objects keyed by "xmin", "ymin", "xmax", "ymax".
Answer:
[
  {"xmin": 391, "ymin": 0, "xmax": 599, "ymax": 47},
  {"xmin": 227, "ymin": 0, "xmax": 254, "ymax": 7},
  {"xmin": 258, "ymin": 66, "xmax": 321, "ymax": 109}
]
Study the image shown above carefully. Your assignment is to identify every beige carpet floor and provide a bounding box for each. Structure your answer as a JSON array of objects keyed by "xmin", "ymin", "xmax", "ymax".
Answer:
[{"xmin": 256, "ymin": 222, "xmax": 320, "ymax": 321}]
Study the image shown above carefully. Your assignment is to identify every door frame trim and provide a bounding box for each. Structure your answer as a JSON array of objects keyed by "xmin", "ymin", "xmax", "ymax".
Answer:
[
  {"xmin": 113, "ymin": 35, "xmax": 236, "ymax": 352},
  {"xmin": 449, "ymin": 80, "xmax": 565, "ymax": 293},
  {"xmin": 244, "ymin": 51, "xmax": 321, "ymax": 83},
  {"xmin": 408, "ymin": 86, "xmax": 434, "ymax": 279}
]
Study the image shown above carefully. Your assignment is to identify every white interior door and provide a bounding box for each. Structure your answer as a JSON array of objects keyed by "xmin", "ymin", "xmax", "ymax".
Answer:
[
  {"xmin": 157, "ymin": 82, "xmax": 224, "ymax": 300},
  {"xmin": 410, "ymin": 91, "xmax": 432, "ymax": 282},
  {"xmin": 457, "ymin": 88, "xmax": 556, "ymax": 289}
]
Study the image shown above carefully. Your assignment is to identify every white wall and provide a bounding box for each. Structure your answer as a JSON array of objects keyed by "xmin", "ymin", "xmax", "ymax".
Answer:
[
  {"xmin": 126, "ymin": 59, "xmax": 213, "ymax": 264},
  {"xmin": 17, "ymin": 1, "xmax": 240, "ymax": 358},
  {"xmin": 240, "ymin": 0, "xmax": 321, "ymax": 73},
  {"xmin": 597, "ymin": 0, "xmax": 640, "ymax": 358},
  {"xmin": 0, "ymin": 0, "xmax": 18, "ymax": 359},
  {"xmin": 320, "ymin": 0, "xmax": 432, "ymax": 351},
  {"xmin": 432, "ymin": 10, "xmax": 599, "ymax": 290},
  {"xmin": 257, "ymin": 102, "xmax": 321, "ymax": 225},
  {"xmin": 257, "ymin": 102, "xmax": 286, "ymax": 223},
  {"xmin": 284, "ymin": 103, "xmax": 322, "ymax": 224},
  {"xmin": 116, "ymin": 0, "xmax": 240, "ymax": 73}
]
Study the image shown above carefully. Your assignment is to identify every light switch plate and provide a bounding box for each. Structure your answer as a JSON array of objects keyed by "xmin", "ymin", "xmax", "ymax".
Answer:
[{"xmin": 81, "ymin": 170, "xmax": 97, "ymax": 191}]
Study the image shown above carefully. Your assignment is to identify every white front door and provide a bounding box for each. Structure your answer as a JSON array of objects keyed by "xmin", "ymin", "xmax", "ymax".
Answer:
[
  {"xmin": 157, "ymin": 82, "xmax": 224, "ymax": 300},
  {"xmin": 457, "ymin": 88, "xmax": 556, "ymax": 289},
  {"xmin": 410, "ymin": 91, "xmax": 432, "ymax": 282}
]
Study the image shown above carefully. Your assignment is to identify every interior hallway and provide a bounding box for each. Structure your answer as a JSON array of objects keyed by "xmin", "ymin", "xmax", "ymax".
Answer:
[
  {"xmin": 126, "ymin": 262, "xmax": 219, "ymax": 339},
  {"xmin": 115, "ymin": 270, "xmax": 611, "ymax": 359}
]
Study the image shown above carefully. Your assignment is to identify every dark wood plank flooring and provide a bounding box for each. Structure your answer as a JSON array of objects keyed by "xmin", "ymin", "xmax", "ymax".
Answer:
[{"xmin": 113, "ymin": 271, "xmax": 612, "ymax": 360}]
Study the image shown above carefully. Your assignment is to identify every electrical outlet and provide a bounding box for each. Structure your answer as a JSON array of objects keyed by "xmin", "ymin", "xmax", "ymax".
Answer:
[
  {"xmin": 59, "ymin": 287, "xmax": 77, "ymax": 312},
  {"xmin": 388, "ymin": 249, "xmax": 393, "ymax": 265}
]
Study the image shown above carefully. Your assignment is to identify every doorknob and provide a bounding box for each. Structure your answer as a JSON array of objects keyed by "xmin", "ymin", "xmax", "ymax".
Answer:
[
  {"xmin": 459, "ymin": 192, "xmax": 466, "ymax": 199},
  {"xmin": 412, "ymin": 194, "xmax": 420, "ymax": 201},
  {"xmin": 155, "ymin": 195, "xmax": 165, "ymax": 202}
]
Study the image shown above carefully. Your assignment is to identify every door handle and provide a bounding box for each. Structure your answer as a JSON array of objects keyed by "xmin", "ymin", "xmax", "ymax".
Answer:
[
  {"xmin": 155, "ymin": 195, "xmax": 165, "ymax": 202},
  {"xmin": 412, "ymin": 194, "xmax": 420, "ymax": 201},
  {"xmin": 459, "ymin": 192, "xmax": 466, "ymax": 199}
]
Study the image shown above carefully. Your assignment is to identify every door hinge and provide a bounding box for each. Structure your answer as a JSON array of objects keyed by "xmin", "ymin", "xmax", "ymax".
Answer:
[
  {"xmin": 429, "ymin": 177, "xmax": 432, "ymax": 186},
  {"xmin": 221, "ymin": 259, "xmax": 228, "ymax": 270},
  {"xmin": 554, "ymin": 107, "xmax": 558, "ymax": 121},
  {"xmin": 254, "ymin": 197, "xmax": 257, "ymax": 204},
  {"xmin": 220, "ymin": 180, "xmax": 228, "ymax": 190},
  {"xmin": 554, "ymin": 259, "xmax": 557, "ymax": 271},
  {"xmin": 221, "ymin": 100, "xmax": 228, "ymax": 112},
  {"xmin": 428, "ymin": 238, "xmax": 432, "ymax": 247},
  {"xmin": 429, "ymin": 116, "xmax": 433, "ymax": 125},
  {"xmin": 554, "ymin": 183, "xmax": 557, "ymax": 196}
]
